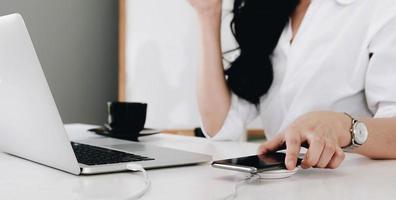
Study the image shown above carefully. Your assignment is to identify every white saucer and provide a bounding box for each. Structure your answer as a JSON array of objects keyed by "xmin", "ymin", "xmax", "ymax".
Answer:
[{"xmin": 139, "ymin": 128, "xmax": 160, "ymax": 136}]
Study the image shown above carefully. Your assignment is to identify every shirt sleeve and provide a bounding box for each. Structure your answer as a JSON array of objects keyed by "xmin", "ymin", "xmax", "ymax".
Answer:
[
  {"xmin": 200, "ymin": 93, "xmax": 260, "ymax": 141},
  {"xmin": 366, "ymin": 15, "xmax": 396, "ymax": 118}
]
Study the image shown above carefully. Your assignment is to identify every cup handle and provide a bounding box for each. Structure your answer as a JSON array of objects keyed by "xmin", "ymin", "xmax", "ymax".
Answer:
[{"xmin": 104, "ymin": 123, "xmax": 112, "ymax": 131}]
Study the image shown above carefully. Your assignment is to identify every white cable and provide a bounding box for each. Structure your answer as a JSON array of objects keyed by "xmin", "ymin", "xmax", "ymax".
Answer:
[
  {"xmin": 222, "ymin": 173, "xmax": 261, "ymax": 200},
  {"xmin": 125, "ymin": 163, "xmax": 151, "ymax": 200}
]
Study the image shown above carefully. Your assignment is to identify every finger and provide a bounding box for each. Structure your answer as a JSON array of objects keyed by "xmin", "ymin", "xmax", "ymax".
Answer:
[
  {"xmin": 301, "ymin": 135, "xmax": 325, "ymax": 169},
  {"xmin": 284, "ymin": 130, "xmax": 302, "ymax": 170},
  {"xmin": 258, "ymin": 133, "xmax": 285, "ymax": 154},
  {"xmin": 327, "ymin": 147, "xmax": 346, "ymax": 169},
  {"xmin": 316, "ymin": 142, "xmax": 336, "ymax": 168}
]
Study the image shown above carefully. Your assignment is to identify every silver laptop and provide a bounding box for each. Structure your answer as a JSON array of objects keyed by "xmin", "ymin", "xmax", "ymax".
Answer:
[{"xmin": 0, "ymin": 13, "xmax": 211, "ymax": 175}]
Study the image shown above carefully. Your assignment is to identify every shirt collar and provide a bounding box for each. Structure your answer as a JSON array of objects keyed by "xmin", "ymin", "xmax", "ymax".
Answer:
[
  {"xmin": 310, "ymin": 0, "xmax": 357, "ymax": 6},
  {"xmin": 335, "ymin": 0, "xmax": 357, "ymax": 6}
]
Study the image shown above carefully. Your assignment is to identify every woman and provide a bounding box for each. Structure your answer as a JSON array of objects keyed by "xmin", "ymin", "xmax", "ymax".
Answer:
[{"xmin": 187, "ymin": 0, "xmax": 396, "ymax": 170}]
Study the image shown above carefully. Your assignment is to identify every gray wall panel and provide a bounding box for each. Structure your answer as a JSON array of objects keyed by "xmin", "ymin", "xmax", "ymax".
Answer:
[{"xmin": 0, "ymin": 0, "xmax": 119, "ymax": 124}]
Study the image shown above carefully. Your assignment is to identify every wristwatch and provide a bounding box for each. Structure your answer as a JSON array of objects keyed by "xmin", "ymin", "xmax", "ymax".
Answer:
[{"xmin": 343, "ymin": 113, "xmax": 369, "ymax": 152}]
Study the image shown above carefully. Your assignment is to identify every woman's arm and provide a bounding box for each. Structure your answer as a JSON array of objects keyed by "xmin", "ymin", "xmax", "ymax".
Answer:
[
  {"xmin": 259, "ymin": 112, "xmax": 396, "ymax": 170},
  {"xmin": 188, "ymin": 0, "xmax": 231, "ymax": 136},
  {"xmin": 354, "ymin": 117, "xmax": 396, "ymax": 159}
]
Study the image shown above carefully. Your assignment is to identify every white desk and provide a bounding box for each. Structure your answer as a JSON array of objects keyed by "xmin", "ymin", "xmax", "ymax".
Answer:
[{"xmin": 1, "ymin": 124, "xmax": 396, "ymax": 200}]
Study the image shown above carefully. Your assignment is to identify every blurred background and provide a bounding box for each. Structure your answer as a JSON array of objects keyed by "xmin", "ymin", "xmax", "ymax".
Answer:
[
  {"xmin": 0, "ymin": 0, "xmax": 119, "ymax": 125},
  {"xmin": 0, "ymin": 0, "xmax": 263, "ymax": 139}
]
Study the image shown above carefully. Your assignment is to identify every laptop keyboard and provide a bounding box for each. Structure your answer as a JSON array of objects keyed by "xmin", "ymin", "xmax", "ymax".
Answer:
[{"xmin": 71, "ymin": 142, "xmax": 154, "ymax": 166}]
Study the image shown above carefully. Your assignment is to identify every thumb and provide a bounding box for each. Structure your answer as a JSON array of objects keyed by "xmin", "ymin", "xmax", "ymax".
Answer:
[{"xmin": 258, "ymin": 133, "xmax": 285, "ymax": 155}]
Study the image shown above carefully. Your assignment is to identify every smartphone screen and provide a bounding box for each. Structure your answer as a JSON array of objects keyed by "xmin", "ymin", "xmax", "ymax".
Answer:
[{"xmin": 212, "ymin": 152, "xmax": 302, "ymax": 173}]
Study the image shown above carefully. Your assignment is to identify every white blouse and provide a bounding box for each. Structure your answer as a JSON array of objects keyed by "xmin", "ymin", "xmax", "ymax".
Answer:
[{"xmin": 202, "ymin": 0, "xmax": 396, "ymax": 140}]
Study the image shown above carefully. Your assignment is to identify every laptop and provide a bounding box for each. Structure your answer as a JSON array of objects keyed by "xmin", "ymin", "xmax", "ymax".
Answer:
[{"xmin": 0, "ymin": 13, "xmax": 212, "ymax": 175}]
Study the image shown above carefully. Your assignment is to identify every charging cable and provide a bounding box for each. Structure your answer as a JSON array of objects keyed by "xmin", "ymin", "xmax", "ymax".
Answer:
[
  {"xmin": 222, "ymin": 173, "xmax": 261, "ymax": 200},
  {"xmin": 125, "ymin": 163, "xmax": 151, "ymax": 200}
]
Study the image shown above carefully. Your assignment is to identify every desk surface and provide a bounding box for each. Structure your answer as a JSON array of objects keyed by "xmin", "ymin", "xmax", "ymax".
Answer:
[{"xmin": 1, "ymin": 124, "xmax": 395, "ymax": 200}]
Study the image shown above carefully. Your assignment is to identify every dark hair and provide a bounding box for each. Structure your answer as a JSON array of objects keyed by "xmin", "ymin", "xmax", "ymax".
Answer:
[{"xmin": 225, "ymin": 0, "xmax": 299, "ymax": 104}]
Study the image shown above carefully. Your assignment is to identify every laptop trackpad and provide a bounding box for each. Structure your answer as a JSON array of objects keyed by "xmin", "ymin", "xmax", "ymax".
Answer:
[
  {"xmin": 107, "ymin": 143, "xmax": 151, "ymax": 152},
  {"xmin": 106, "ymin": 143, "xmax": 207, "ymax": 163}
]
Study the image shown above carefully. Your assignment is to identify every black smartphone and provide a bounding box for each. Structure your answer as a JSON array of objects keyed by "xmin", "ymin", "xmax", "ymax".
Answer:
[{"xmin": 211, "ymin": 152, "xmax": 302, "ymax": 174}]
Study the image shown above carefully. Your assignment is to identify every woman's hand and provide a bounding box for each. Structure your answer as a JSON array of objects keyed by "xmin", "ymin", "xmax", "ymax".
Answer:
[
  {"xmin": 259, "ymin": 111, "xmax": 352, "ymax": 170},
  {"xmin": 187, "ymin": 0, "xmax": 222, "ymax": 16}
]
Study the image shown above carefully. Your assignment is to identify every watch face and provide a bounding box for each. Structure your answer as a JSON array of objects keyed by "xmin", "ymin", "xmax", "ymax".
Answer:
[{"xmin": 353, "ymin": 122, "xmax": 369, "ymax": 145}]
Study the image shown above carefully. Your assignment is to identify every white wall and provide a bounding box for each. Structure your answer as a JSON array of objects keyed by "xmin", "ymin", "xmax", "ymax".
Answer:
[{"xmin": 125, "ymin": 0, "xmax": 261, "ymax": 129}]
